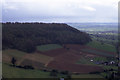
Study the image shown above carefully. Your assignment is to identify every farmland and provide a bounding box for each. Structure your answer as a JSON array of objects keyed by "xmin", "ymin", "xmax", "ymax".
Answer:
[
  {"xmin": 2, "ymin": 23, "xmax": 119, "ymax": 78},
  {"xmin": 3, "ymin": 43, "xmax": 118, "ymax": 78}
]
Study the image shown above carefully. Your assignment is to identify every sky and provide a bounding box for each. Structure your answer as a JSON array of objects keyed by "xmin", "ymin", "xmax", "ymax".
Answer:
[{"xmin": 1, "ymin": 0, "xmax": 120, "ymax": 23}]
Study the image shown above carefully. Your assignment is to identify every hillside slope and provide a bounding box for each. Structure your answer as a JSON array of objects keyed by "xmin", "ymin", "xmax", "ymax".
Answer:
[{"xmin": 2, "ymin": 23, "xmax": 91, "ymax": 53}]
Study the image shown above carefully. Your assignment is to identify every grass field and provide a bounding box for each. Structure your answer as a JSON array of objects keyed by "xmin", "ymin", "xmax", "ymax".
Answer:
[
  {"xmin": 103, "ymin": 65, "xmax": 118, "ymax": 70},
  {"xmin": 3, "ymin": 49, "xmax": 26, "ymax": 59},
  {"xmin": 3, "ymin": 63, "xmax": 66, "ymax": 78},
  {"xmin": 87, "ymin": 41, "xmax": 116, "ymax": 53},
  {"xmin": 3, "ymin": 63, "xmax": 106, "ymax": 78},
  {"xmin": 72, "ymin": 74, "xmax": 103, "ymax": 78},
  {"xmin": 37, "ymin": 44, "xmax": 62, "ymax": 52},
  {"xmin": 76, "ymin": 56, "xmax": 95, "ymax": 65},
  {"xmin": 82, "ymin": 49, "xmax": 115, "ymax": 57},
  {"xmin": 76, "ymin": 56, "xmax": 108, "ymax": 65}
]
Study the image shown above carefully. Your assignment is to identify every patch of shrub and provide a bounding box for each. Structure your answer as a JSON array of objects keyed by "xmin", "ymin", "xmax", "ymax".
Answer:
[
  {"xmin": 23, "ymin": 65, "xmax": 34, "ymax": 69},
  {"xmin": 89, "ymin": 71, "xmax": 100, "ymax": 74}
]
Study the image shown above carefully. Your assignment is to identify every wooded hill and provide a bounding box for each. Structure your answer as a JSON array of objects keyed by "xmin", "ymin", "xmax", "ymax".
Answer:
[{"xmin": 2, "ymin": 23, "xmax": 92, "ymax": 53}]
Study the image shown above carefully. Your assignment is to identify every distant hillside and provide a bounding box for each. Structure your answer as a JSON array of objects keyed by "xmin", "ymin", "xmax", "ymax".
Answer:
[{"xmin": 2, "ymin": 23, "xmax": 92, "ymax": 53}]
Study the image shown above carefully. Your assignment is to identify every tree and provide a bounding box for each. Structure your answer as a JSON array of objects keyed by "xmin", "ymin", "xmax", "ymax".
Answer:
[
  {"xmin": 50, "ymin": 69, "xmax": 58, "ymax": 77},
  {"xmin": 11, "ymin": 57, "xmax": 16, "ymax": 66}
]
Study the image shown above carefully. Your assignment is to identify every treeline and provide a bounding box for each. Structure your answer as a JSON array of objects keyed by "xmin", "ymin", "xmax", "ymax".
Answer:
[{"xmin": 2, "ymin": 22, "xmax": 91, "ymax": 53}]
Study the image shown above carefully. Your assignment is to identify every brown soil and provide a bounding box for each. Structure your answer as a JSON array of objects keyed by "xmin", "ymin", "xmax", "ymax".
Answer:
[{"xmin": 47, "ymin": 60, "xmax": 103, "ymax": 73}]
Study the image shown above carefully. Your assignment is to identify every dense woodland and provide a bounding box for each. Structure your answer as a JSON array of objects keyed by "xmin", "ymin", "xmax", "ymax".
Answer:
[{"xmin": 2, "ymin": 22, "xmax": 91, "ymax": 53}]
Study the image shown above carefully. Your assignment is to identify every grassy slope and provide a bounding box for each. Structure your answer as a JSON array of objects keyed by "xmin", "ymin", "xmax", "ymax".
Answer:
[
  {"xmin": 3, "ymin": 49, "xmax": 26, "ymax": 59},
  {"xmin": 87, "ymin": 41, "xmax": 116, "ymax": 53},
  {"xmin": 3, "ymin": 63, "xmax": 66, "ymax": 78},
  {"xmin": 37, "ymin": 44, "xmax": 62, "ymax": 52}
]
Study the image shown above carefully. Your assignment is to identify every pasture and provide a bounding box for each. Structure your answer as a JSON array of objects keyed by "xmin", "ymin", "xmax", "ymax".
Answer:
[
  {"xmin": 72, "ymin": 74, "xmax": 103, "ymax": 78},
  {"xmin": 76, "ymin": 56, "xmax": 108, "ymax": 65},
  {"xmin": 3, "ymin": 49, "xmax": 26, "ymax": 59},
  {"xmin": 37, "ymin": 44, "xmax": 62, "ymax": 52},
  {"xmin": 3, "ymin": 63, "xmax": 66, "ymax": 78},
  {"xmin": 87, "ymin": 41, "xmax": 116, "ymax": 53},
  {"xmin": 81, "ymin": 49, "xmax": 115, "ymax": 57}
]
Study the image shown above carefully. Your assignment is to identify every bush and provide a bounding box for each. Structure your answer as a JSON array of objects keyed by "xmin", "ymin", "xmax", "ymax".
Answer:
[
  {"xmin": 15, "ymin": 65, "xmax": 34, "ymax": 70},
  {"xmin": 16, "ymin": 65, "xmax": 24, "ymax": 68},
  {"xmin": 60, "ymin": 71, "xmax": 69, "ymax": 75},
  {"xmin": 89, "ymin": 71, "xmax": 100, "ymax": 74},
  {"xmin": 23, "ymin": 65, "xmax": 34, "ymax": 69},
  {"xmin": 50, "ymin": 70, "xmax": 58, "ymax": 77}
]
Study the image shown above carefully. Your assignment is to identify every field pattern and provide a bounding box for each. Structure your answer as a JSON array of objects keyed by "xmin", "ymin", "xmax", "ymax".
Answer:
[{"xmin": 3, "ymin": 43, "xmax": 117, "ymax": 78}]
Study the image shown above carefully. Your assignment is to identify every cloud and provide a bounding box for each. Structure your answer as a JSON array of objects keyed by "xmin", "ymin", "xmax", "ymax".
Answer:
[
  {"xmin": 2, "ymin": 0, "xmax": 18, "ymax": 10},
  {"xmin": 1, "ymin": 0, "xmax": 120, "ymax": 22},
  {"xmin": 82, "ymin": 6, "xmax": 96, "ymax": 11}
]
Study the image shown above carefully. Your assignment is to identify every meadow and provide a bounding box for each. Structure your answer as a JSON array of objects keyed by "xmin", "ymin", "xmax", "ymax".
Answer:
[
  {"xmin": 81, "ymin": 49, "xmax": 115, "ymax": 57},
  {"xmin": 3, "ymin": 63, "xmax": 66, "ymax": 78},
  {"xmin": 37, "ymin": 44, "xmax": 63, "ymax": 52},
  {"xmin": 87, "ymin": 41, "xmax": 116, "ymax": 53}
]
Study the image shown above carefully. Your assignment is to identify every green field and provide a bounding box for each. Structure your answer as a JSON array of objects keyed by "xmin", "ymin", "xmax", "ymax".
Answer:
[
  {"xmin": 87, "ymin": 41, "xmax": 116, "ymax": 53},
  {"xmin": 76, "ymin": 56, "xmax": 95, "ymax": 65},
  {"xmin": 82, "ymin": 49, "xmax": 115, "ymax": 57},
  {"xmin": 37, "ymin": 44, "xmax": 62, "ymax": 52},
  {"xmin": 3, "ymin": 63, "xmax": 66, "ymax": 78},
  {"xmin": 76, "ymin": 56, "xmax": 108, "ymax": 65},
  {"xmin": 3, "ymin": 49, "xmax": 26, "ymax": 59},
  {"xmin": 72, "ymin": 74, "xmax": 103, "ymax": 78},
  {"xmin": 103, "ymin": 65, "xmax": 118, "ymax": 70}
]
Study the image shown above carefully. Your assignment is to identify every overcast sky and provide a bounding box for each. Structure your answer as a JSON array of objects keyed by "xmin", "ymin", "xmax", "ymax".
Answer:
[{"xmin": 1, "ymin": 0, "xmax": 119, "ymax": 23}]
